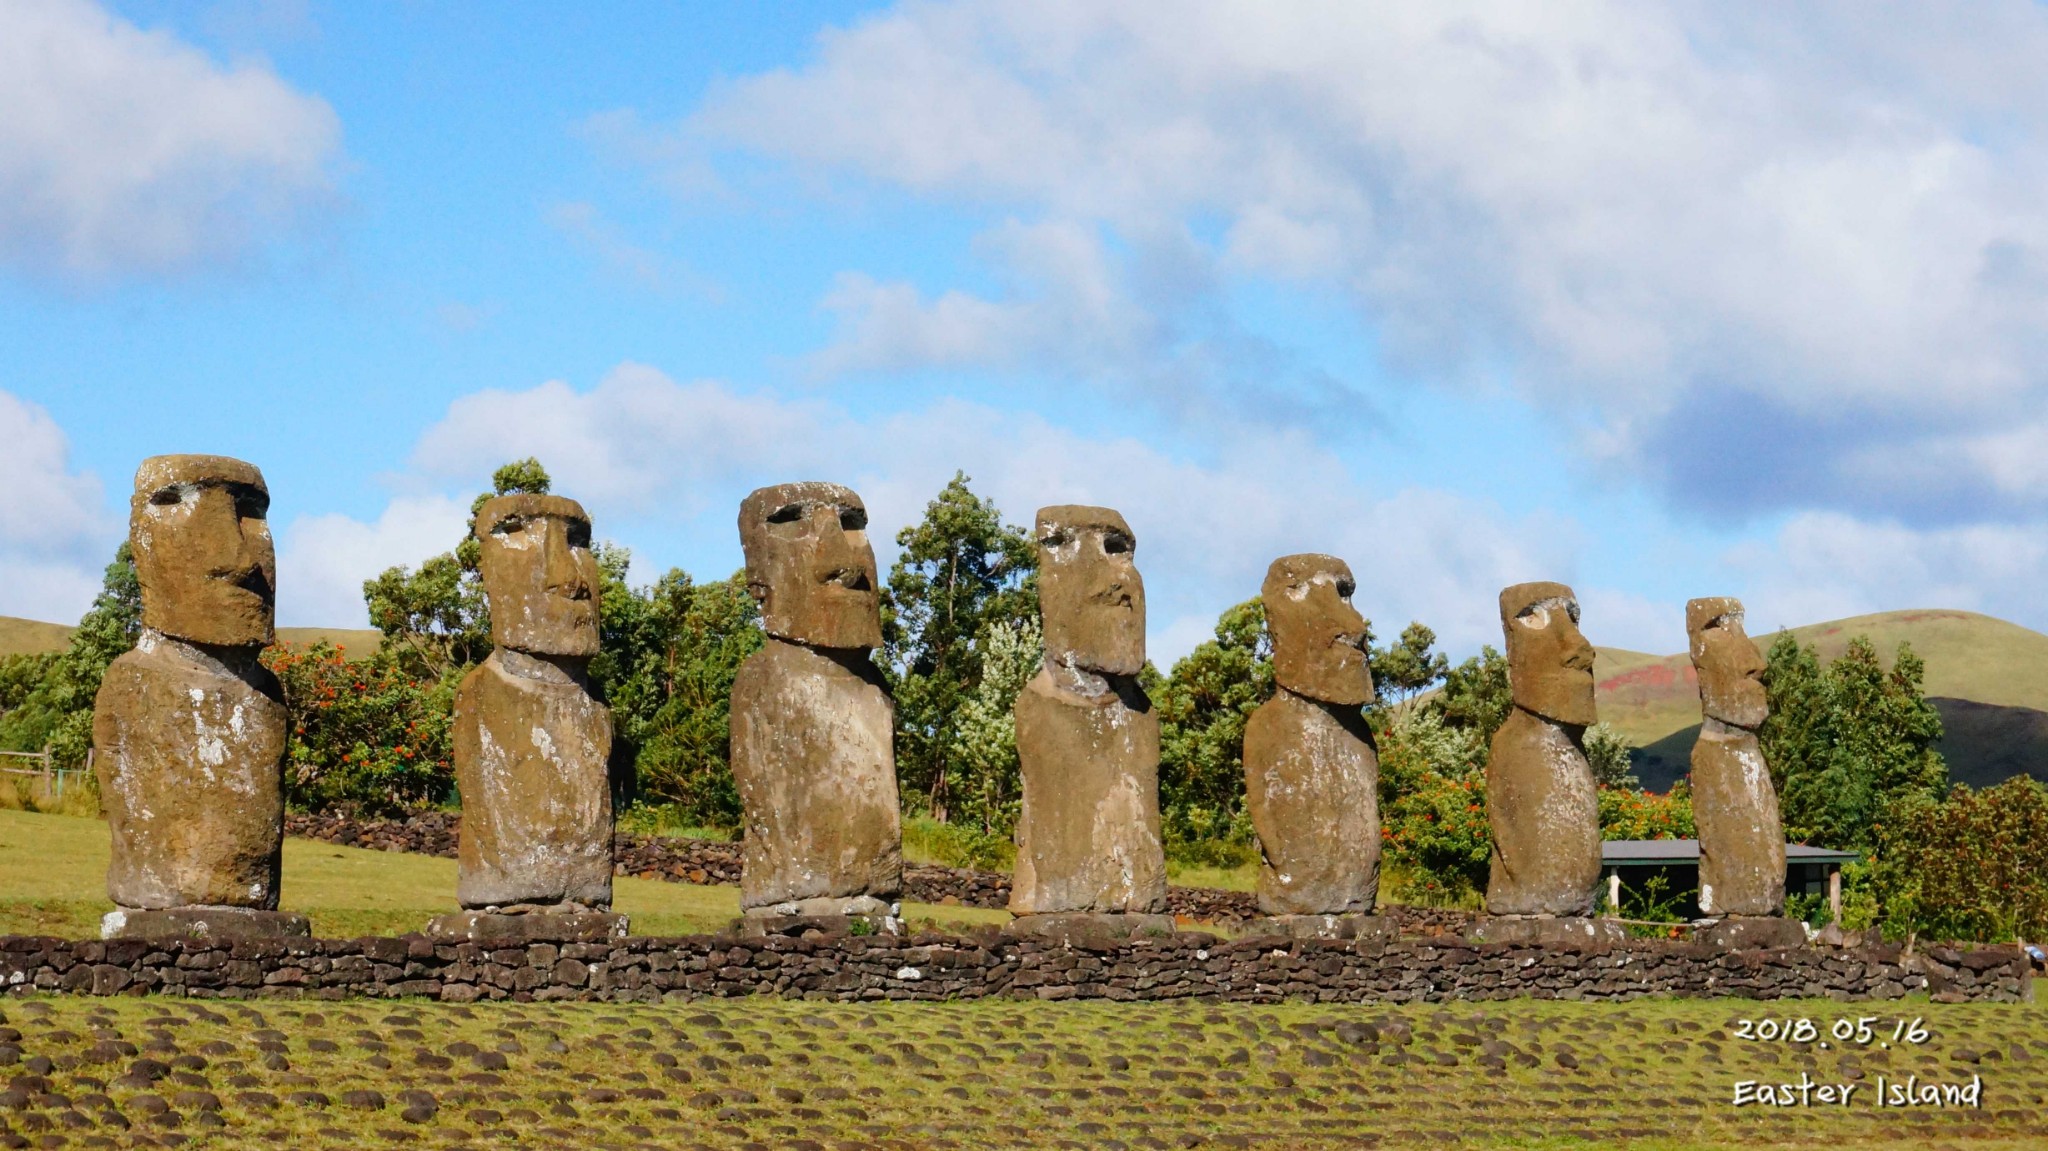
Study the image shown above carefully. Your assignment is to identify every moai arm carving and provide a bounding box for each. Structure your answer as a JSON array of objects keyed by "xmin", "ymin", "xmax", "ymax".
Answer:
[{"xmin": 1687, "ymin": 597, "xmax": 1786, "ymax": 918}]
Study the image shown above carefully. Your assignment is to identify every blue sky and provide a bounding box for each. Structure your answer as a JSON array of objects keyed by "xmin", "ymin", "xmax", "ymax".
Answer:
[{"xmin": 7, "ymin": 0, "xmax": 2048, "ymax": 664}]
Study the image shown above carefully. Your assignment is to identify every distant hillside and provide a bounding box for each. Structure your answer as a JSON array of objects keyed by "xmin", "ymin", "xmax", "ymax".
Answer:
[
  {"xmin": 1595, "ymin": 609, "xmax": 2048, "ymax": 791},
  {"xmin": 0, "ymin": 616, "xmax": 382, "ymax": 661}
]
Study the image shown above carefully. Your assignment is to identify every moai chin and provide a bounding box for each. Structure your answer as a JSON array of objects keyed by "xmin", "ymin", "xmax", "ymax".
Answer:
[
  {"xmin": 1007, "ymin": 505, "xmax": 1170, "ymax": 943},
  {"xmin": 728, "ymin": 482, "xmax": 903, "ymax": 931},
  {"xmin": 432, "ymin": 494, "xmax": 623, "ymax": 944},
  {"xmin": 1241, "ymin": 555, "xmax": 1391, "ymax": 940},
  {"xmin": 93, "ymin": 455, "xmax": 308, "ymax": 941},
  {"xmin": 1688, "ymin": 597, "xmax": 1800, "ymax": 947},
  {"xmin": 1474, "ymin": 581, "xmax": 1618, "ymax": 943}
]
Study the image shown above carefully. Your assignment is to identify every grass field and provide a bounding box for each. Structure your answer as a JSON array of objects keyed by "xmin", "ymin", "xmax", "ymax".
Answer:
[{"xmin": 0, "ymin": 809, "xmax": 1009, "ymax": 940}]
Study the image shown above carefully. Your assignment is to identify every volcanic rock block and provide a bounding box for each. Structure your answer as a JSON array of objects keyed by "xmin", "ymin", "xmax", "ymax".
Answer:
[
  {"xmin": 1485, "ymin": 582, "xmax": 1602, "ymax": 917},
  {"xmin": 731, "ymin": 482, "xmax": 903, "ymax": 915},
  {"xmin": 1010, "ymin": 506, "xmax": 1167, "ymax": 922},
  {"xmin": 94, "ymin": 454, "xmax": 295, "ymax": 939},
  {"xmin": 1696, "ymin": 914, "xmax": 1807, "ymax": 950},
  {"xmin": 1244, "ymin": 554, "xmax": 1380, "ymax": 917},
  {"xmin": 1687, "ymin": 597, "xmax": 1787, "ymax": 919},
  {"xmin": 1467, "ymin": 915, "xmax": 1627, "ymax": 947}
]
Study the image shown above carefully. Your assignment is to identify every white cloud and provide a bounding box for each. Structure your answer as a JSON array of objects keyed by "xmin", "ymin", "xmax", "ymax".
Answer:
[
  {"xmin": 405, "ymin": 364, "xmax": 1569, "ymax": 660},
  {"xmin": 0, "ymin": 390, "xmax": 117, "ymax": 623},
  {"xmin": 0, "ymin": 0, "xmax": 341, "ymax": 281},
  {"xmin": 273, "ymin": 495, "xmax": 471, "ymax": 629},
  {"xmin": 630, "ymin": 0, "xmax": 2048, "ymax": 519}
]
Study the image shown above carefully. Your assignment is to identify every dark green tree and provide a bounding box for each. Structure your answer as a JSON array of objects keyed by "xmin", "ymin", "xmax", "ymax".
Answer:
[
  {"xmin": 1153, "ymin": 598, "xmax": 1273, "ymax": 847},
  {"xmin": 0, "ymin": 543, "xmax": 142, "ymax": 767},
  {"xmin": 619, "ymin": 569, "xmax": 764, "ymax": 829},
  {"xmin": 1370, "ymin": 621, "xmax": 1449, "ymax": 710},
  {"xmin": 1434, "ymin": 644, "xmax": 1512, "ymax": 756},
  {"xmin": 880, "ymin": 473, "xmax": 1037, "ymax": 821},
  {"xmin": 1761, "ymin": 633, "xmax": 1948, "ymax": 853}
]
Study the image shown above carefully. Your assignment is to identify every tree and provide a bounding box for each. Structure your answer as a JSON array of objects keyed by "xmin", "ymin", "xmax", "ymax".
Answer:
[
  {"xmin": 0, "ymin": 543, "xmax": 142, "ymax": 767},
  {"xmin": 265, "ymin": 642, "xmax": 456, "ymax": 815},
  {"xmin": 1434, "ymin": 644, "xmax": 1512, "ymax": 756},
  {"xmin": 880, "ymin": 473, "xmax": 1037, "ymax": 821},
  {"xmin": 942, "ymin": 616, "xmax": 1042, "ymax": 838},
  {"xmin": 1154, "ymin": 598, "xmax": 1273, "ymax": 845},
  {"xmin": 630, "ymin": 570, "xmax": 765, "ymax": 830},
  {"xmin": 1761, "ymin": 634, "xmax": 1948, "ymax": 853},
  {"xmin": 1370, "ymin": 622, "xmax": 1449, "ymax": 714},
  {"xmin": 1584, "ymin": 723, "xmax": 1639, "ymax": 789}
]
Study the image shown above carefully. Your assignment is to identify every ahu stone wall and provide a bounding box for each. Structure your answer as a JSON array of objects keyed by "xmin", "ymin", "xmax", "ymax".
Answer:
[{"xmin": 0, "ymin": 932, "xmax": 2028, "ymax": 1006}]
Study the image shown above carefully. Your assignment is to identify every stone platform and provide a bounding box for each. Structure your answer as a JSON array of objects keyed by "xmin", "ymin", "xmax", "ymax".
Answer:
[
  {"xmin": 1695, "ymin": 915, "xmax": 1810, "ymax": 950},
  {"xmin": 1003, "ymin": 912, "xmax": 1177, "ymax": 947},
  {"xmin": 424, "ymin": 909, "xmax": 629, "ymax": 945},
  {"xmin": 101, "ymin": 906, "xmax": 311, "ymax": 942},
  {"xmin": 1240, "ymin": 914, "xmax": 1396, "ymax": 942},
  {"xmin": 1466, "ymin": 915, "xmax": 1629, "ymax": 947}
]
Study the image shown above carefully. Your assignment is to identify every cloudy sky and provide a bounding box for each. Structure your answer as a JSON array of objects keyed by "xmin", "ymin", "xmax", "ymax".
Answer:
[{"xmin": 6, "ymin": 0, "xmax": 2048, "ymax": 663}]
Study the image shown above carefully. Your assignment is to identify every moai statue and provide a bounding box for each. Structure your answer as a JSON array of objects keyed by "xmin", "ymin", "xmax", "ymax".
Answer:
[
  {"xmin": 94, "ymin": 455, "xmax": 307, "ymax": 941},
  {"xmin": 1241, "ymin": 555, "xmax": 1393, "ymax": 941},
  {"xmin": 1688, "ymin": 598, "xmax": 1804, "ymax": 949},
  {"xmin": 729, "ymin": 483, "xmax": 903, "ymax": 934},
  {"xmin": 426, "ymin": 494, "xmax": 624, "ymax": 944},
  {"xmin": 1470, "ymin": 582, "xmax": 1622, "ymax": 945},
  {"xmin": 1007, "ymin": 506, "xmax": 1172, "ymax": 944}
]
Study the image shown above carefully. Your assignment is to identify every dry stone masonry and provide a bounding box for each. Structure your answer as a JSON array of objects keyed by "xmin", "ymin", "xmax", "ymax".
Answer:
[
  {"xmin": 729, "ymin": 483, "xmax": 903, "ymax": 927},
  {"xmin": 93, "ymin": 455, "xmax": 305, "ymax": 943},
  {"xmin": 431, "ymin": 494, "xmax": 621, "ymax": 945}
]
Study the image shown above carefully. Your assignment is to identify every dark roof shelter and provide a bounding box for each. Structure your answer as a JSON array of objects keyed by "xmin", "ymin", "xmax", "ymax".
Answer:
[{"xmin": 1598, "ymin": 840, "xmax": 1859, "ymax": 923}]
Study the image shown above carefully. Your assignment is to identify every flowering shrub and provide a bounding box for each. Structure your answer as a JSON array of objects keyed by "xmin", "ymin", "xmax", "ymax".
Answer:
[
  {"xmin": 1381, "ymin": 770, "xmax": 1492, "ymax": 904},
  {"xmin": 263, "ymin": 643, "xmax": 456, "ymax": 816},
  {"xmin": 1876, "ymin": 777, "xmax": 2048, "ymax": 943},
  {"xmin": 1597, "ymin": 785, "xmax": 1696, "ymax": 840}
]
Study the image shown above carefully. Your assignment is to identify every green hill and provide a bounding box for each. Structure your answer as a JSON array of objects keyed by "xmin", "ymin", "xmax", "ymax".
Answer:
[
  {"xmin": 1593, "ymin": 609, "xmax": 2048, "ymax": 791},
  {"xmin": 0, "ymin": 615, "xmax": 383, "ymax": 660}
]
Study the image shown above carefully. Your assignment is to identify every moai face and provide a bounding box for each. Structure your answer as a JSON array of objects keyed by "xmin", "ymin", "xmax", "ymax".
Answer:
[
  {"xmin": 1500, "ymin": 581, "xmax": 1597, "ymax": 727},
  {"xmin": 1687, "ymin": 596, "xmax": 1769, "ymax": 730},
  {"xmin": 1262, "ymin": 553, "xmax": 1373, "ymax": 707},
  {"xmin": 738, "ymin": 482, "xmax": 883, "ymax": 650},
  {"xmin": 476, "ymin": 494, "xmax": 601, "ymax": 657},
  {"xmin": 130, "ymin": 455, "xmax": 276, "ymax": 647},
  {"xmin": 1037, "ymin": 505, "xmax": 1145, "ymax": 676}
]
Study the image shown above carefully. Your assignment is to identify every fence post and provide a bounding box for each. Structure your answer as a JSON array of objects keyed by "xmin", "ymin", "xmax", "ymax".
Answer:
[{"xmin": 1828, "ymin": 865, "xmax": 1843, "ymax": 925}]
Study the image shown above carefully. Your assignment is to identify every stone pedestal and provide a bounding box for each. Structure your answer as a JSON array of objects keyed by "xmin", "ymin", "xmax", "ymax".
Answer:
[
  {"xmin": 1010, "ymin": 670, "xmax": 1167, "ymax": 916},
  {"xmin": 1241, "ymin": 914, "xmax": 1396, "ymax": 943},
  {"xmin": 1696, "ymin": 915, "xmax": 1808, "ymax": 950},
  {"xmin": 1484, "ymin": 708, "xmax": 1601, "ymax": 916},
  {"xmin": 1693, "ymin": 731, "xmax": 1787, "ymax": 916},
  {"xmin": 102, "ymin": 906, "xmax": 309, "ymax": 942},
  {"xmin": 1003, "ymin": 912, "xmax": 1177, "ymax": 947},
  {"xmin": 453, "ymin": 651, "xmax": 615, "ymax": 910},
  {"xmin": 1468, "ymin": 915, "xmax": 1627, "ymax": 947},
  {"xmin": 729, "ymin": 639, "xmax": 903, "ymax": 912},
  {"xmin": 1243, "ymin": 690, "xmax": 1380, "ymax": 916},
  {"xmin": 424, "ymin": 909, "xmax": 628, "ymax": 945},
  {"xmin": 737, "ymin": 912, "xmax": 903, "ymax": 939}
]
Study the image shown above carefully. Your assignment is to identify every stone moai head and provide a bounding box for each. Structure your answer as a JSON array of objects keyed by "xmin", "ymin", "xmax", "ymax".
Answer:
[
  {"xmin": 738, "ymin": 482, "xmax": 883, "ymax": 650},
  {"xmin": 475, "ymin": 494, "xmax": 601, "ymax": 658},
  {"xmin": 1037, "ymin": 505, "xmax": 1145, "ymax": 676},
  {"xmin": 1500, "ymin": 581, "xmax": 1596, "ymax": 727},
  {"xmin": 130, "ymin": 455, "xmax": 276, "ymax": 648},
  {"xmin": 1687, "ymin": 596, "xmax": 1768, "ymax": 730},
  {"xmin": 1262, "ymin": 553, "xmax": 1373, "ymax": 707}
]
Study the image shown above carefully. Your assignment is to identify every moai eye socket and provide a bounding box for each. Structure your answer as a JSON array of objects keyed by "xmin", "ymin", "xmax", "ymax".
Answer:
[
  {"xmin": 149, "ymin": 485, "xmax": 185, "ymax": 507},
  {"xmin": 1040, "ymin": 528, "xmax": 1071, "ymax": 549},
  {"xmin": 838, "ymin": 506, "xmax": 867, "ymax": 532},
  {"xmin": 1102, "ymin": 532, "xmax": 1131, "ymax": 556},
  {"xmin": 566, "ymin": 520, "xmax": 592, "ymax": 549},
  {"xmin": 233, "ymin": 486, "xmax": 269, "ymax": 520},
  {"xmin": 766, "ymin": 503, "xmax": 804, "ymax": 525},
  {"xmin": 492, "ymin": 515, "xmax": 527, "ymax": 536},
  {"xmin": 1337, "ymin": 578, "xmax": 1356, "ymax": 599}
]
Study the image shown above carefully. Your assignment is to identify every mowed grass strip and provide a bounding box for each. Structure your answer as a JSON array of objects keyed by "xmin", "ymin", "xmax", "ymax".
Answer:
[
  {"xmin": 0, "ymin": 995, "xmax": 2043, "ymax": 1149},
  {"xmin": 0, "ymin": 809, "xmax": 1008, "ymax": 939}
]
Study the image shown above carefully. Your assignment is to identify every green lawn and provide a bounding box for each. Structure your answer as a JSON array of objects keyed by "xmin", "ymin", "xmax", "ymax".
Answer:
[{"xmin": 0, "ymin": 808, "xmax": 1008, "ymax": 938}]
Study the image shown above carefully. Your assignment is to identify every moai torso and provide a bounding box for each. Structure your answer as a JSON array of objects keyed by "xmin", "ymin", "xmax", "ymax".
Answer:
[
  {"xmin": 1242, "ymin": 554, "xmax": 1380, "ymax": 916},
  {"xmin": 455, "ymin": 494, "xmax": 615, "ymax": 911},
  {"xmin": 1687, "ymin": 598, "xmax": 1785, "ymax": 917},
  {"xmin": 730, "ymin": 482, "xmax": 903, "ymax": 912},
  {"xmin": 454, "ymin": 650, "xmax": 614, "ymax": 908},
  {"xmin": 1010, "ymin": 505, "xmax": 1167, "ymax": 916},
  {"xmin": 93, "ymin": 455, "xmax": 286, "ymax": 911},
  {"xmin": 1485, "ymin": 582, "xmax": 1602, "ymax": 916},
  {"xmin": 729, "ymin": 638, "xmax": 902, "ymax": 907}
]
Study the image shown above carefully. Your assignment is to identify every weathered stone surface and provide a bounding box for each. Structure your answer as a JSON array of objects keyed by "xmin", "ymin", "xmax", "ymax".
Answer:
[
  {"xmin": 1243, "ymin": 690, "xmax": 1379, "ymax": 916},
  {"xmin": 741, "ymin": 894, "xmax": 895, "ymax": 918},
  {"xmin": 96, "ymin": 455, "xmax": 287, "ymax": 915},
  {"xmin": 474, "ymin": 495, "xmax": 601, "ymax": 657},
  {"xmin": 1035, "ymin": 506, "xmax": 1144, "ymax": 676},
  {"xmin": 1486, "ymin": 583, "xmax": 1602, "ymax": 917},
  {"xmin": 736, "ymin": 910, "xmax": 902, "ymax": 939},
  {"xmin": 129, "ymin": 454, "xmax": 275, "ymax": 647},
  {"xmin": 453, "ymin": 651, "xmax": 614, "ymax": 910},
  {"xmin": 101, "ymin": 906, "xmax": 308, "ymax": 943},
  {"xmin": 738, "ymin": 482, "xmax": 883, "ymax": 650},
  {"xmin": 1696, "ymin": 914, "xmax": 1808, "ymax": 950},
  {"xmin": 422, "ymin": 909, "xmax": 627, "ymax": 945},
  {"xmin": 1240, "ymin": 914, "xmax": 1396, "ymax": 943},
  {"xmin": 1012, "ymin": 506, "xmax": 1165, "ymax": 921},
  {"xmin": 1687, "ymin": 597, "xmax": 1786, "ymax": 917},
  {"xmin": 729, "ymin": 639, "xmax": 903, "ymax": 910},
  {"xmin": 1262, "ymin": 554, "xmax": 1372, "ymax": 705},
  {"xmin": 1000, "ymin": 912, "xmax": 1176, "ymax": 946},
  {"xmin": 1467, "ymin": 916, "xmax": 1627, "ymax": 947},
  {"xmin": 1012, "ymin": 671, "xmax": 1167, "ymax": 916}
]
